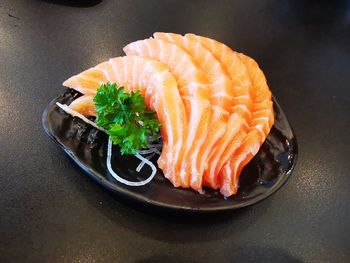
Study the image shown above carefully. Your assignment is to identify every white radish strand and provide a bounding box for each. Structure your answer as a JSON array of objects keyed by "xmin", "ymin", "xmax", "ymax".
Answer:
[
  {"xmin": 138, "ymin": 146, "xmax": 162, "ymax": 155},
  {"xmin": 148, "ymin": 144, "xmax": 163, "ymax": 148},
  {"xmin": 56, "ymin": 102, "xmax": 105, "ymax": 132},
  {"xmin": 56, "ymin": 102, "xmax": 161, "ymax": 186},
  {"xmin": 153, "ymin": 148, "xmax": 162, "ymax": 155},
  {"xmin": 135, "ymin": 143, "xmax": 162, "ymax": 172},
  {"xmin": 136, "ymin": 152, "xmax": 157, "ymax": 172},
  {"xmin": 138, "ymin": 148, "xmax": 158, "ymax": 155},
  {"xmin": 107, "ymin": 138, "xmax": 157, "ymax": 186}
]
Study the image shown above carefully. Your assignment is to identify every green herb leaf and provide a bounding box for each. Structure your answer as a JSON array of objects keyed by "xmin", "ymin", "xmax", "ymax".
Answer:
[{"xmin": 93, "ymin": 83, "xmax": 161, "ymax": 155}]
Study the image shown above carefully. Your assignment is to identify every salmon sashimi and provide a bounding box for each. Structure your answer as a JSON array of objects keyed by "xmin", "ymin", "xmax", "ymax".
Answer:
[
  {"xmin": 219, "ymin": 54, "xmax": 274, "ymax": 196},
  {"xmin": 185, "ymin": 34, "xmax": 253, "ymax": 189},
  {"xmin": 124, "ymin": 38, "xmax": 211, "ymax": 191},
  {"xmin": 63, "ymin": 68, "xmax": 108, "ymax": 95},
  {"xmin": 69, "ymin": 95, "xmax": 97, "ymax": 117},
  {"xmin": 153, "ymin": 32, "xmax": 236, "ymax": 190},
  {"xmin": 63, "ymin": 55, "xmax": 187, "ymax": 186},
  {"xmin": 61, "ymin": 33, "xmax": 275, "ymax": 198}
]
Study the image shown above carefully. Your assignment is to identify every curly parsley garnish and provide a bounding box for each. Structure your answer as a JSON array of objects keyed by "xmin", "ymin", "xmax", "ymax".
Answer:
[{"xmin": 93, "ymin": 83, "xmax": 161, "ymax": 155}]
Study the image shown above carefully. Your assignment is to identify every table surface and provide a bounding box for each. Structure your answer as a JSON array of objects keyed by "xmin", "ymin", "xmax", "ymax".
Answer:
[{"xmin": 1, "ymin": 0, "xmax": 349, "ymax": 262}]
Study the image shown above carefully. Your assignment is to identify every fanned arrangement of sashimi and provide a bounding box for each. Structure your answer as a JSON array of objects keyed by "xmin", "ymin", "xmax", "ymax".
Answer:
[
  {"xmin": 43, "ymin": 32, "xmax": 298, "ymax": 210},
  {"xmin": 54, "ymin": 33, "xmax": 275, "ymax": 198}
]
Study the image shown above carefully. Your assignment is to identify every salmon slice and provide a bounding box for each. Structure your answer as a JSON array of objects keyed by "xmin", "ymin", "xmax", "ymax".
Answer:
[
  {"xmin": 69, "ymin": 95, "xmax": 97, "ymax": 117},
  {"xmin": 63, "ymin": 68, "xmax": 108, "ymax": 95},
  {"xmin": 62, "ymin": 55, "xmax": 187, "ymax": 186},
  {"xmin": 185, "ymin": 34, "xmax": 253, "ymax": 189},
  {"xmin": 219, "ymin": 54, "xmax": 274, "ymax": 197},
  {"xmin": 124, "ymin": 38, "xmax": 211, "ymax": 191},
  {"xmin": 153, "ymin": 32, "xmax": 236, "ymax": 190}
]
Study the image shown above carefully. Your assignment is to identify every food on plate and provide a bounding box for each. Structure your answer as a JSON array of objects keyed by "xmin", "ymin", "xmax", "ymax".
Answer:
[
  {"xmin": 185, "ymin": 34, "xmax": 273, "ymax": 196},
  {"xmin": 69, "ymin": 95, "xmax": 97, "ymax": 117},
  {"xmin": 153, "ymin": 32, "xmax": 240, "ymax": 191},
  {"xmin": 220, "ymin": 54, "xmax": 274, "ymax": 196},
  {"xmin": 59, "ymin": 33, "xmax": 274, "ymax": 197},
  {"xmin": 63, "ymin": 56, "xmax": 187, "ymax": 186},
  {"xmin": 93, "ymin": 83, "xmax": 161, "ymax": 155},
  {"xmin": 124, "ymin": 38, "xmax": 211, "ymax": 190}
]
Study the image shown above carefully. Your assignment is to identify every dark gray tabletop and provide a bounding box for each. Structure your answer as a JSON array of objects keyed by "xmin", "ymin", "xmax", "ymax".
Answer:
[{"xmin": 1, "ymin": 0, "xmax": 349, "ymax": 262}]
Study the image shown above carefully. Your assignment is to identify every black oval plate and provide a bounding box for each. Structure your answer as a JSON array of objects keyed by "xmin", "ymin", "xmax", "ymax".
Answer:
[{"xmin": 42, "ymin": 89, "xmax": 298, "ymax": 212}]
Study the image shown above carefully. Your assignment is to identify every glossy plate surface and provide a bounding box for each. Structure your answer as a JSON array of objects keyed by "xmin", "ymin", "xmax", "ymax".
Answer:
[{"xmin": 42, "ymin": 89, "xmax": 298, "ymax": 212}]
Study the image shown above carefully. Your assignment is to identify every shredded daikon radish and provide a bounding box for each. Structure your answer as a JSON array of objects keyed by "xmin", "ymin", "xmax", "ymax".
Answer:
[
  {"xmin": 148, "ymin": 144, "xmax": 162, "ymax": 148},
  {"xmin": 138, "ymin": 148, "xmax": 160, "ymax": 155},
  {"xmin": 136, "ymin": 152, "xmax": 156, "ymax": 172},
  {"xmin": 57, "ymin": 101, "xmax": 161, "ymax": 186},
  {"xmin": 107, "ymin": 138, "xmax": 157, "ymax": 186},
  {"xmin": 153, "ymin": 148, "xmax": 161, "ymax": 155},
  {"xmin": 56, "ymin": 102, "xmax": 105, "ymax": 132},
  {"xmin": 136, "ymin": 144, "xmax": 162, "ymax": 172}
]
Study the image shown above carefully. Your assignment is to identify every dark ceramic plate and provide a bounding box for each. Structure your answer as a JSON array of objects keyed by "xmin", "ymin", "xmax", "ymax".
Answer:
[{"xmin": 42, "ymin": 89, "xmax": 298, "ymax": 212}]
